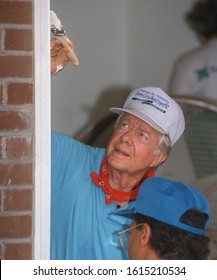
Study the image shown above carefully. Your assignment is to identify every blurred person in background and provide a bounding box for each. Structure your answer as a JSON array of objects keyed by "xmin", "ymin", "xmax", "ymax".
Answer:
[
  {"xmin": 169, "ymin": 0, "xmax": 217, "ymax": 98},
  {"xmin": 168, "ymin": 0, "xmax": 217, "ymax": 178}
]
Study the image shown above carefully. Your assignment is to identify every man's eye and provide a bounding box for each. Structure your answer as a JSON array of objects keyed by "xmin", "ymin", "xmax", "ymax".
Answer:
[
  {"xmin": 119, "ymin": 122, "xmax": 129, "ymax": 128},
  {"xmin": 139, "ymin": 131, "xmax": 150, "ymax": 142},
  {"xmin": 140, "ymin": 131, "xmax": 147, "ymax": 137},
  {"xmin": 115, "ymin": 121, "xmax": 129, "ymax": 131},
  {"xmin": 121, "ymin": 122, "xmax": 128, "ymax": 128}
]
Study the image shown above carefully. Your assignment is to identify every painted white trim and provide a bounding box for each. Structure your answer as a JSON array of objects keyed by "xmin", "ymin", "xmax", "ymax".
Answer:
[{"xmin": 34, "ymin": 0, "xmax": 51, "ymax": 259}]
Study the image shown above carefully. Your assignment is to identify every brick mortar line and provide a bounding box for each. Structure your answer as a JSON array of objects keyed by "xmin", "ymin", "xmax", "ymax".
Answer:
[
  {"xmin": 0, "ymin": 78, "xmax": 33, "ymax": 83},
  {"xmin": 0, "ymin": 238, "xmax": 32, "ymax": 244},
  {"xmin": 0, "ymin": 104, "xmax": 33, "ymax": 110},
  {"xmin": 0, "ymin": 210, "xmax": 32, "ymax": 216},
  {"xmin": 0, "ymin": 188, "xmax": 3, "ymax": 212},
  {"xmin": 0, "ymin": 185, "xmax": 33, "ymax": 190},
  {"xmin": 0, "ymin": 159, "xmax": 33, "ymax": 163},
  {"xmin": 0, "ymin": 131, "xmax": 33, "ymax": 137},
  {"xmin": 0, "ymin": 50, "xmax": 33, "ymax": 55},
  {"xmin": 0, "ymin": 24, "xmax": 32, "ymax": 29},
  {"xmin": 2, "ymin": 81, "xmax": 8, "ymax": 105},
  {"xmin": 1, "ymin": 137, "xmax": 6, "ymax": 158},
  {"xmin": 0, "ymin": 29, "xmax": 5, "ymax": 53}
]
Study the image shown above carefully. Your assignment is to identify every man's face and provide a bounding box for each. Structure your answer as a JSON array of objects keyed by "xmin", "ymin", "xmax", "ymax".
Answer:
[{"xmin": 106, "ymin": 113, "xmax": 166, "ymax": 176}]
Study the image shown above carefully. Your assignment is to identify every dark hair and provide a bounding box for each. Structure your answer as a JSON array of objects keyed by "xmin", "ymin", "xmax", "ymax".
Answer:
[
  {"xmin": 134, "ymin": 209, "xmax": 210, "ymax": 260},
  {"xmin": 185, "ymin": 0, "xmax": 217, "ymax": 38}
]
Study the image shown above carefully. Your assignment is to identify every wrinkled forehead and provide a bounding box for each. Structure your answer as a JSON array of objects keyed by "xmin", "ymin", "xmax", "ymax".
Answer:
[{"xmin": 117, "ymin": 113, "xmax": 163, "ymax": 135}]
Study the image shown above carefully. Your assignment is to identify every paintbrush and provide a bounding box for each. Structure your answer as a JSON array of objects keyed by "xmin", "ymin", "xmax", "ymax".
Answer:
[{"xmin": 50, "ymin": 10, "xmax": 79, "ymax": 66}]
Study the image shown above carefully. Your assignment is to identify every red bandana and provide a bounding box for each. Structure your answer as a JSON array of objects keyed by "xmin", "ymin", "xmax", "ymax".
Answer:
[{"xmin": 90, "ymin": 156, "xmax": 154, "ymax": 204}]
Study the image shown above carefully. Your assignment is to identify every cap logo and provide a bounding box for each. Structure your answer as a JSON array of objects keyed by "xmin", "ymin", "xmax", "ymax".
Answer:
[{"xmin": 132, "ymin": 89, "xmax": 170, "ymax": 114}]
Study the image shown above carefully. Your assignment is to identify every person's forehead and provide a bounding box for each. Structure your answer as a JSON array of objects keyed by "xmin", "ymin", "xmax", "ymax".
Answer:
[{"xmin": 121, "ymin": 113, "xmax": 161, "ymax": 134}]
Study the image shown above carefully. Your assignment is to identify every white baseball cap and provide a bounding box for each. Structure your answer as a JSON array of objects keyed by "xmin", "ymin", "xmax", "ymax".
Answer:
[{"xmin": 109, "ymin": 87, "xmax": 185, "ymax": 145}]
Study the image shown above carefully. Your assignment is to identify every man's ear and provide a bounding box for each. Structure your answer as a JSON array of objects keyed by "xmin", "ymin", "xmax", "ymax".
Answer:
[
  {"xmin": 150, "ymin": 152, "xmax": 168, "ymax": 168},
  {"xmin": 140, "ymin": 223, "xmax": 152, "ymax": 247}
]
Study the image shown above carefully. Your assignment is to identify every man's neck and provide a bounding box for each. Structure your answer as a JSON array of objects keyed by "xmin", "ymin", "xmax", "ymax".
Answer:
[{"xmin": 108, "ymin": 167, "xmax": 148, "ymax": 192}]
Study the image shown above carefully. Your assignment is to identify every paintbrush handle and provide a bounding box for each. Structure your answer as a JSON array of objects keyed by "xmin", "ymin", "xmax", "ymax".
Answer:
[{"xmin": 55, "ymin": 35, "xmax": 79, "ymax": 66}]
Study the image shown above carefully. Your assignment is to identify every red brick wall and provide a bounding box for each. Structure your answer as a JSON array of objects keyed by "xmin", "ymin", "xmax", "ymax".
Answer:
[{"xmin": 0, "ymin": 0, "xmax": 34, "ymax": 260}]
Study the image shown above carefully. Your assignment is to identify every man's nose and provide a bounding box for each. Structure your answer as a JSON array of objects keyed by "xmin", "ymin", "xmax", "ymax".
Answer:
[{"xmin": 121, "ymin": 128, "xmax": 134, "ymax": 144}]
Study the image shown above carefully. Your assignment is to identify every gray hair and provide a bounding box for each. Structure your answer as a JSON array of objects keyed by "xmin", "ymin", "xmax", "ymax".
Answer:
[{"xmin": 155, "ymin": 134, "xmax": 172, "ymax": 156}]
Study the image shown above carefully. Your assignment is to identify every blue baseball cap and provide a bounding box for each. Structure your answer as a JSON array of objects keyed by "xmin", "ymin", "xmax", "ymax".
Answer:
[{"xmin": 135, "ymin": 177, "xmax": 210, "ymax": 235}]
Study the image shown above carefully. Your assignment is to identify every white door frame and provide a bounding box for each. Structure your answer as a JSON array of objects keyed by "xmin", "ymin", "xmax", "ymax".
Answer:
[{"xmin": 34, "ymin": 0, "xmax": 51, "ymax": 259}]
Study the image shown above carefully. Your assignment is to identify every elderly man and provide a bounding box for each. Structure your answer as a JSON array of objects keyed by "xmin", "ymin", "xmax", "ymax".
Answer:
[
  {"xmin": 118, "ymin": 177, "xmax": 210, "ymax": 260},
  {"xmin": 50, "ymin": 39, "xmax": 185, "ymax": 260}
]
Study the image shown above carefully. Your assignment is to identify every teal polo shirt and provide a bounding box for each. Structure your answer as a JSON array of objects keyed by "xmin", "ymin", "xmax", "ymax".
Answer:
[{"xmin": 51, "ymin": 132, "xmax": 134, "ymax": 259}]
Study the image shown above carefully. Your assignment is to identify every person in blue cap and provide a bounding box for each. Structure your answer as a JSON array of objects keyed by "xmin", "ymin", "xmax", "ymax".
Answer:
[{"xmin": 118, "ymin": 177, "xmax": 210, "ymax": 259}]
